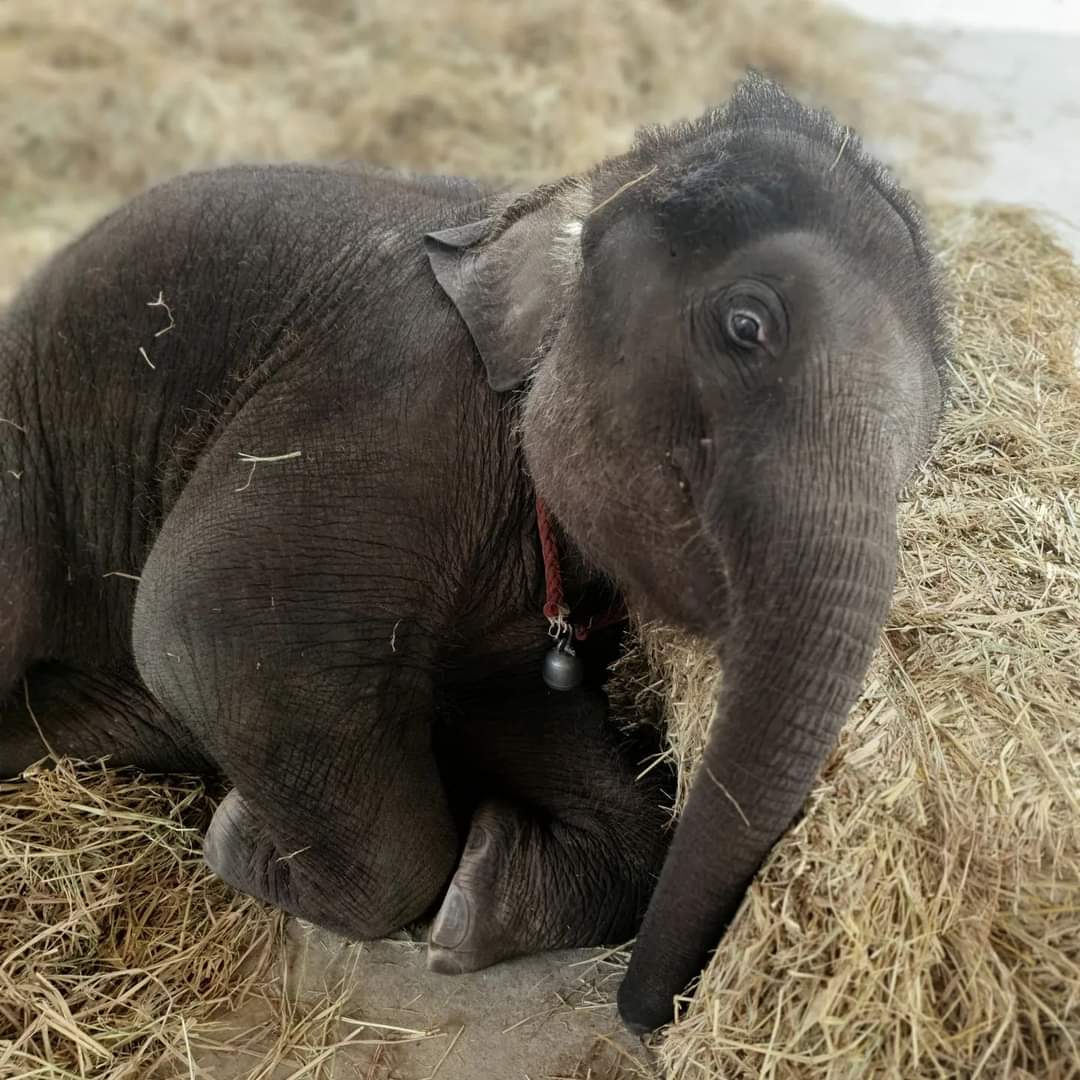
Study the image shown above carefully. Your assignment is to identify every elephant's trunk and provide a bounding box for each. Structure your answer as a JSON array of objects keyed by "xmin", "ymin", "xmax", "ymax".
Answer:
[{"xmin": 618, "ymin": 459, "xmax": 898, "ymax": 1032}]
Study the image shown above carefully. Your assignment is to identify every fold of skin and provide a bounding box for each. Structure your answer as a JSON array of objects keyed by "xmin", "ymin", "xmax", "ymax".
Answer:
[{"xmin": 617, "ymin": 456, "xmax": 899, "ymax": 1032}]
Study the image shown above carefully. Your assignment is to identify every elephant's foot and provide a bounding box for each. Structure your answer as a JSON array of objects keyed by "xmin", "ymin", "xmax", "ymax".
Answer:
[
  {"xmin": 427, "ymin": 800, "xmax": 527, "ymax": 973},
  {"xmin": 427, "ymin": 797, "xmax": 660, "ymax": 974},
  {"xmin": 203, "ymin": 790, "xmax": 406, "ymax": 938}
]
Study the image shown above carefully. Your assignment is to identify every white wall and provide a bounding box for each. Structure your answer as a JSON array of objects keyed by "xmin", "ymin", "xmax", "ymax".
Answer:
[{"xmin": 839, "ymin": 0, "xmax": 1080, "ymax": 33}]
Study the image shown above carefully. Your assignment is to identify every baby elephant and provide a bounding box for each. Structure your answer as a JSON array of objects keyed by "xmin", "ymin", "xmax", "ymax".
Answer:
[{"xmin": 0, "ymin": 73, "xmax": 947, "ymax": 1031}]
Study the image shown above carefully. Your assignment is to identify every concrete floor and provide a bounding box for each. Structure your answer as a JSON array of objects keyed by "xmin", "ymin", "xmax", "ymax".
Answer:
[{"xmin": 194, "ymin": 925, "xmax": 651, "ymax": 1079}]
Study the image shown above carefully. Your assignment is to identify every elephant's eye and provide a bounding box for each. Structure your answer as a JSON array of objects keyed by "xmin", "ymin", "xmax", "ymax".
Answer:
[
  {"xmin": 709, "ymin": 282, "xmax": 786, "ymax": 357},
  {"xmin": 728, "ymin": 311, "xmax": 762, "ymax": 347}
]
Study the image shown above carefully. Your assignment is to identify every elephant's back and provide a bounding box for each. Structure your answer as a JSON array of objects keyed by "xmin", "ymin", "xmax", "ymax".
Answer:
[
  {"xmin": 25, "ymin": 164, "xmax": 486, "ymax": 505},
  {"xmin": 9, "ymin": 163, "xmax": 491, "ymax": 660}
]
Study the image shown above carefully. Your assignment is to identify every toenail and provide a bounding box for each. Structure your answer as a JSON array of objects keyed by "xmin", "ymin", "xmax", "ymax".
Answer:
[
  {"xmin": 465, "ymin": 824, "xmax": 489, "ymax": 854},
  {"xmin": 427, "ymin": 947, "xmax": 467, "ymax": 975},
  {"xmin": 430, "ymin": 883, "xmax": 470, "ymax": 949}
]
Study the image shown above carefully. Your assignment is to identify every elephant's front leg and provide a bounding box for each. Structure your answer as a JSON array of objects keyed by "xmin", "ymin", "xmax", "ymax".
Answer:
[
  {"xmin": 428, "ymin": 689, "xmax": 673, "ymax": 972},
  {"xmin": 135, "ymin": 595, "xmax": 459, "ymax": 938},
  {"xmin": 189, "ymin": 689, "xmax": 458, "ymax": 938}
]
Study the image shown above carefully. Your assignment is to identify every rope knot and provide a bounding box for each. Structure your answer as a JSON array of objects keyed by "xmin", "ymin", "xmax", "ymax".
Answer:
[{"xmin": 536, "ymin": 497, "xmax": 626, "ymax": 643}]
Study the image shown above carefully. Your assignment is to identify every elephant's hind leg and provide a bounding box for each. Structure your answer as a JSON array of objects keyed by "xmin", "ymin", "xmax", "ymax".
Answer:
[
  {"xmin": 0, "ymin": 565, "xmax": 40, "ymax": 710},
  {"xmin": 0, "ymin": 661, "xmax": 212, "ymax": 777},
  {"xmin": 428, "ymin": 689, "xmax": 674, "ymax": 973},
  {"xmin": 1, "ymin": 324, "xmax": 58, "ymax": 772},
  {"xmin": 0, "ymin": 444, "xmax": 56, "ymax": 776},
  {"xmin": 0, "ymin": 470, "xmax": 44, "ymax": 707}
]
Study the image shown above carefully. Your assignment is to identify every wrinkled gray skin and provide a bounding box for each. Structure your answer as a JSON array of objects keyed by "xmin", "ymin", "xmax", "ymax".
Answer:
[{"xmin": 0, "ymin": 75, "xmax": 947, "ymax": 1032}]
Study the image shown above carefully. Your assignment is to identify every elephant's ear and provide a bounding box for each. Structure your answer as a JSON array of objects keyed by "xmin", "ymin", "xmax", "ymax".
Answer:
[{"xmin": 425, "ymin": 201, "xmax": 567, "ymax": 392}]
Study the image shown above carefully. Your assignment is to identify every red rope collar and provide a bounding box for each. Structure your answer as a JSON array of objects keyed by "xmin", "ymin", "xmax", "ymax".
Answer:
[{"xmin": 536, "ymin": 497, "xmax": 626, "ymax": 641}]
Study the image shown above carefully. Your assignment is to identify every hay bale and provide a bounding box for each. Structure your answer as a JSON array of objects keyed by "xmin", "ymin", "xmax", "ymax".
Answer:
[{"xmin": 614, "ymin": 205, "xmax": 1079, "ymax": 1078}]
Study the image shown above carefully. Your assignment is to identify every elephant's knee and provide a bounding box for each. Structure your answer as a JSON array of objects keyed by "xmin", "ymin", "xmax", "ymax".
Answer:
[
  {"xmin": 132, "ymin": 566, "xmax": 178, "ymax": 694},
  {"xmin": 204, "ymin": 790, "xmax": 444, "ymax": 940},
  {"xmin": 131, "ymin": 537, "xmax": 218, "ymax": 718}
]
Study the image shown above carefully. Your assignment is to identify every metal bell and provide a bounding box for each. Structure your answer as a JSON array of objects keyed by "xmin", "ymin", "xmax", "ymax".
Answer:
[{"xmin": 542, "ymin": 643, "xmax": 585, "ymax": 691}]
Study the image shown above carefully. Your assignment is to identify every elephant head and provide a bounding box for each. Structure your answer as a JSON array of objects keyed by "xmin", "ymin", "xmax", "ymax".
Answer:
[{"xmin": 426, "ymin": 72, "xmax": 949, "ymax": 1030}]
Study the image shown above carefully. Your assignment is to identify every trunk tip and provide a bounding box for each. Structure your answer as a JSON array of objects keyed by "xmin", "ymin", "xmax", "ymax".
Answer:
[{"xmin": 617, "ymin": 975, "xmax": 674, "ymax": 1034}]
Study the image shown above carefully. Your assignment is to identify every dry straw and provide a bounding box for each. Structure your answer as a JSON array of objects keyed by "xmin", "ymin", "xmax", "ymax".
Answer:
[
  {"xmin": 0, "ymin": 0, "xmax": 972, "ymax": 199},
  {"xmin": 0, "ymin": 765, "xmax": 440, "ymax": 1078},
  {"xmin": 0, "ymin": 0, "xmax": 977, "ymax": 302},
  {"xmin": 0, "ymin": 762, "xmax": 281, "ymax": 1076},
  {"xmin": 610, "ymin": 204, "xmax": 1080, "ymax": 1079}
]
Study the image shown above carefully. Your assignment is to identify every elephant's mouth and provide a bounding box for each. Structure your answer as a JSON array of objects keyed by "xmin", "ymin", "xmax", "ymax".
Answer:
[
  {"xmin": 666, "ymin": 444, "xmax": 696, "ymax": 510},
  {"xmin": 624, "ymin": 538, "xmax": 729, "ymax": 643},
  {"xmin": 641, "ymin": 443, "xmax": 729, "ymax": 637}
]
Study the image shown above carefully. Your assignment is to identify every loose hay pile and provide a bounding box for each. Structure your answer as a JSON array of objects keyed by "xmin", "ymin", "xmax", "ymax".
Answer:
[
  {"xmin": 0, "ymin": 762, "xmax": 283, "ymax": 1076},
  {"xmin": 0, "ymin": 0, "xmax": 978, "ymax": 302},
  {"xmin": 613, "ymin": 205, "xmax": 1080, "ymax": 1078},
  {"xmin": 0, "ymin": 0, "xmax": 968, "ymax": 198},
  {"xmin": 1, "ymin": 206, "xmax": 1076, "ymax": 1078}
]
